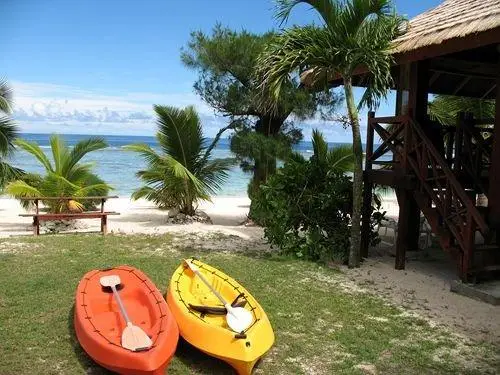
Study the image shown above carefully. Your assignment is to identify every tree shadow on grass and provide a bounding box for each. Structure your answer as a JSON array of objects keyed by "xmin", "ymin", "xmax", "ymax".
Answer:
[
  {"xmin": 174, "ymin": 337, "xmax": 235, "ymax": 374},
  {"xmin": 67, "ymin": 305, "xmax": 113, "ymax": 375}
]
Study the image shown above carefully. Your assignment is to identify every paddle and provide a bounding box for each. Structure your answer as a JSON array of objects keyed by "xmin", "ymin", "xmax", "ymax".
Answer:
[
  {"xmin": 184, "ymin": 259, "xmax": 253, "ymax": 333},
  {"xmin": 100, "ymin": 275, "xmax": 152, "ymax": 352}
]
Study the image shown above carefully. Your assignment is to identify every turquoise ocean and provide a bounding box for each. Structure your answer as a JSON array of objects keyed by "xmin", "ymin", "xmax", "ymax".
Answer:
[{"xmin": 11, "ymin": 133, "xmax": 349, "ymax": 197}]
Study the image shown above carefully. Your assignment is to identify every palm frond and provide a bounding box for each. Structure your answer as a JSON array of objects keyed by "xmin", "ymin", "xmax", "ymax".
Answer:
[
  {"xmin": 15, "ymin": 138, "xmax": 53, "ymax": 172},
  {"xmin": 311, "ymin": 129, "xmax": 328, "ymax": 162},
  {"xmin": 0, "ymin": 116, "xmax": 19, "ymax": 157},
  {"xmin": 429, "ymin": 95, "xmax": 496, "ymax": 126},
  {"xmin": 0, "ymin": 79, "xmax": 14, "ymax": 114},
  {"xmin": 49, "ymin": 134, "xmax": 68, "ymax": 174},
  {"xmin": 154, "ymin": 105, "xmax": 204, "ymax": 169},
  {"xmin": 328, "ymin": 145, "xmax": 354, "ymax": 172},
  {"xmin": 123, "ymin": 144, "xmax": 164, "ymax": 167},
  {"xmin": 63, "ymin": 137, "xmax": 107, "ymax": 176},
  {"xmin": 5, "ymin": 180, "xmax": 43, "ymax": 198},
  {"xmin": 275, "ymin": 0, "xmax": 338, "ymax": 26},
  {"xmin": 0, "ymin": 160, "xmax": 24, "ymax": 189}
]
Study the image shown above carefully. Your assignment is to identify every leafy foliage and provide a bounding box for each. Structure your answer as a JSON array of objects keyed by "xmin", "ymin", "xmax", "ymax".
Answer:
[
  {"xmin": 252, "ymin": 131, "xmax": 356, "ymax": 262},
  {"xmin": 6, "ymin": 135, "xmax": 111, "ymax": 212},
  {"xmin": 182, "ymin": 25, "xmax": 342, "ymax": 207},
  {"xmin": 258, "ymin": 0, "xmax": 405, "ymax": 267},
  {"xmin": 0, "ymin": 79, "xmax": 23, "ymax": 189},
  {"xmin": 125, "ymin": 105, "xmax": 233, "ymax": 215},
  {"xmin": 429, "ymin": 95, "xmax": 496, "ymax": 126}
]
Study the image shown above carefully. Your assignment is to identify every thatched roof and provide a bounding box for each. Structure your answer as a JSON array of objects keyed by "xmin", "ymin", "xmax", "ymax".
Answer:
[
  {"xmin": 392, "ymin": 0, "xmax": 500, "ymax": 54},
  {"xmin": 300, "ymin": 0, "xmax": 500, "ymax": 88}
]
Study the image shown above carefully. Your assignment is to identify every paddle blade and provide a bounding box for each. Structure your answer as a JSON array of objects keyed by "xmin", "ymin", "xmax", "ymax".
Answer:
[
  {"xmin": 100, "ymin": 275, "xmax": 121, "ymax": 288},
  {"xmin": 226, "ymin": 307, "xmax": 253, "ymax": 333},
  {"xmin": 183, "ymin": 259, "xmax": 199, "ymax": 273},
  {"xmin": 122, "ymin": 323, "xmax": 152, "ymax": 352}
]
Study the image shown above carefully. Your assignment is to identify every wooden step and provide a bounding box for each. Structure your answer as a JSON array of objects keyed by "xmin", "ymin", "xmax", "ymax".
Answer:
[{"xmin": 474, "ymin": 244, "xmax": 500, "ymax": 253}]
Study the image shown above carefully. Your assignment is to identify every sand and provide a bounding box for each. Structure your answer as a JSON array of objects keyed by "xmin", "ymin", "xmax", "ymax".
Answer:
[{"xmin": 0, "ymin": 196, "xmax": 263, "ymax": 240}]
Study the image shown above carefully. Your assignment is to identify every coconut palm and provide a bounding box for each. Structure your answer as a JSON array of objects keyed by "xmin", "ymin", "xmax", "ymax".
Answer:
[
  {"xmin": 125, "ymin": 105, "xmax": 233, "ymax": 216},
  {"xmin": 6, "ymin": 135, "xmax": 111, "ymax": 213},
  {"xmin": 258, "ymin": 0, "xmax": 405, "ymax": 267},
  {"xmin": 0, "ymin": 79, "xmax": 23, "ymax": 188}
]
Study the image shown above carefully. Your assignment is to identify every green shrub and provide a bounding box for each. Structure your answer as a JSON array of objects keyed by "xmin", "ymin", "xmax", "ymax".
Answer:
[{"xmin": 252, "ymin": 130, "xmax": 384, "ymax": 263}]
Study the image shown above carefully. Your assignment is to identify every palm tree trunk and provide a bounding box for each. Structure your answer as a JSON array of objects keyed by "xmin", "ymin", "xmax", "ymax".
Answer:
[{"xmin": 344, "ymin": 77, "xmax": 363, "ymax": 268}]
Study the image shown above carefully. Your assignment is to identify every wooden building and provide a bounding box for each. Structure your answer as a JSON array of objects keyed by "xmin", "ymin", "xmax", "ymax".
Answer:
[{"xmin": 357, "ymin": 0, "xmax": 500, "ymax": 282}]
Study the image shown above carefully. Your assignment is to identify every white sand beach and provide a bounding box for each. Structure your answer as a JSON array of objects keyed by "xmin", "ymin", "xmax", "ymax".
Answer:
[
  {"xmin": 0, "ymin": 195, "xmax": 400, "ymax": 239},
  {"xmin": 0, "ymin": 196, "xmax": 264, "ymax": 240}
]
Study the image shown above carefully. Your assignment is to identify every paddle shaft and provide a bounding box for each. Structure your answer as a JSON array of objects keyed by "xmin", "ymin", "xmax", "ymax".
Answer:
[
  {"xmin": 191, "ymin": 268, "xmax": 229, "ymax": 307},
  {"xmin": 110, "ymin": 285, "xmax": 132, "ymax": 324}
]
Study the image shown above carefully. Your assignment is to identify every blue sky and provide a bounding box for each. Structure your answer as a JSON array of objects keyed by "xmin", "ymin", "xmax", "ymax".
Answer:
[{"xmin": 2, "ymin": 0, "xmax": 441, "ymax": 141}]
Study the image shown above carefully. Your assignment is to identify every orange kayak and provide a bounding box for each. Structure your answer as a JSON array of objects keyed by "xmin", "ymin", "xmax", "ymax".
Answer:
[{"xmin": 74, "ymin": 265, "xmax": 179, "ymax": 375}]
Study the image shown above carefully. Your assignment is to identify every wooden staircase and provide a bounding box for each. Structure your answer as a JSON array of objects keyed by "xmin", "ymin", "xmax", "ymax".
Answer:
[{"xmin": 366, "ymin": 114, "xmax": 500, "ymax": 281}]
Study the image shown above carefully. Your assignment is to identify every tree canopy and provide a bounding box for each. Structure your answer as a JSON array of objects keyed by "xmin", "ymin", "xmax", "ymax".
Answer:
[
  {"xmin": 182, "ymin": 24, "xmax": 342, "ymax": 206},
  {"xmin": 257, "ymin": 0, "xmax": 406, "ymax": 267}
]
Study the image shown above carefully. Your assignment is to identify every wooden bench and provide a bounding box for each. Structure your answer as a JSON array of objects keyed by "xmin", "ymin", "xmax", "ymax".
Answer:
[{"xmin": 19, "ymin": 196, "xmax": 120, "ymax": 235}]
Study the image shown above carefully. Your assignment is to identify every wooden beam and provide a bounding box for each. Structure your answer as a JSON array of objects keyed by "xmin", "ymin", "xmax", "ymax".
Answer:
[
  {"xmin": 431, "ymin": 58, "xmax": 498, "ymax": 78},
  {"xmin": 395, "ymin": 27, "xmax": 500, "ymax": 65},
  {"xmin": 429, "ymin": 71, "xmax": 441, "ymax": 86},
  {"xmin": 482, "ymin": 84, "xmax": 497, "ymax": 99},
  {"xmin": 453, "ymin": 76, "xmax": 472, "ymax": 95}
]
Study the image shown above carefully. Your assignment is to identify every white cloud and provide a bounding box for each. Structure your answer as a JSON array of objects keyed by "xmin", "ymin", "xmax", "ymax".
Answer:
[
  {"xmin": 10, "ymin": 80, "xmax": 222, "ymax": 136},
  {"xmin": 10, "ymin": 80, "xmax": 396, "ymax": 142}
]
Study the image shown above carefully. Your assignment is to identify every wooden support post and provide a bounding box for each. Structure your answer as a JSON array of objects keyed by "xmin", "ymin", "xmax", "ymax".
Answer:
[
  {"xmin": 488, "ymin": 63, "xmax": 500, "ymax": 231},
  {"xmin": 361, "ymin": 111, "xmax": 375, "ymax": 258},
  {"xmin": 101, "ymin": 215, "xmax": 107, "ymax": 235},
  {"xmin": 34, "ymin": 199, "xmax": 40, "ymax": 236},
  {"xmin": 33, "ymin": 217, "xmax": 39, "ymax": 236}
]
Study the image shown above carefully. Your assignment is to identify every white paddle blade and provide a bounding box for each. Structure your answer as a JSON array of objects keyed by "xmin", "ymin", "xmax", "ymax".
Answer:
[
  {"xmin": 122, "ymin": 323, "xmax": 152, "ymax": 352},
  {"xmin": 226, "ymin": 306, "xmax": 253, "ymax": 333},
  {"xmin": 100, "ymin": 275, "xmax": 121, "ymax": 288},
  {"xmin": 184, "ymin": 259, "xmax": 200, "ymax": 273}
]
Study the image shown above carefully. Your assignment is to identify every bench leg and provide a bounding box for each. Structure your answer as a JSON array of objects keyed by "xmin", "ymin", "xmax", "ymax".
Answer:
[
  {"xmin": 33, "ymin": 217, "xmax": 40, "ymax": 236},
  {"xmin": 101, "ymin": 215, "xmax": 107, "ymax": 235}
]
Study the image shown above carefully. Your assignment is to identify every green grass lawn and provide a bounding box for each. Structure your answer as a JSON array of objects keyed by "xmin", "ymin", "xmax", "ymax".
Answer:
[{"xmin": 0, "ymin": 234, "xmax": 498, "ymax": 375}]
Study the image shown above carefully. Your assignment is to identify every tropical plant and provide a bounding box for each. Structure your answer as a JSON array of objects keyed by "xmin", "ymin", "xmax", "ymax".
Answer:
[
  {"xmin": 6, "ymin": 135, "xmax": 111, "ymax": 212},
  {"xmin": 125, "ymin": 105, "xmax": 233, "ymax": 216},
  {"xmin": 429, "ymin": 95, "xmax": 495, "ymax": 126},
  {"xmin": 258, "ymin": 0, "xmax": 406, "ymax": 267},
  {"xmin": 181, "ymin": 25, "xmax": 342, "ymax": 215},
  {"xmin": 0, "ymin": 79, "xmax": 23, "ymax": 188},
  {"xmin": 252, "ymin": 130, "xmax": 355, "ymax": 262}
]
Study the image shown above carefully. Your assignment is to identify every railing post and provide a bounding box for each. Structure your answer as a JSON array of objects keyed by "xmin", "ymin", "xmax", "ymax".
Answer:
[
  {"xmin": 361, "ymin": 111, "xmax": 375, "ymax": 258},
  {"xmin": 454, "ymin": 112, "xmax": 465, "ymax": 174}
]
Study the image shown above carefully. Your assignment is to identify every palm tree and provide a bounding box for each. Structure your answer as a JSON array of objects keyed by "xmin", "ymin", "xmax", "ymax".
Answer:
[
  {"xmin": 125, "ymin": 105, "xmax": 233, "ymax": 216},
  {"xmin": 258, "ymin": 0, "xmax": 405, "ymax": 267},
  {"xmin": 6, "ymin": 135, "xmax": 111, "ymax": 213},
  {"xmin": 0, "ymin": 79, "xmax": 23, "ymax": 188}
]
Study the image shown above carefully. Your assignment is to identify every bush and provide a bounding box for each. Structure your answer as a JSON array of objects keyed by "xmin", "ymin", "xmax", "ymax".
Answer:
[
  {"xmin": 252, "ymin": 130, "xmax": 384, "ymax": 263},
  {"xmin": 252, "ymin": 153, "xmax": 353, "ymax": 262}
]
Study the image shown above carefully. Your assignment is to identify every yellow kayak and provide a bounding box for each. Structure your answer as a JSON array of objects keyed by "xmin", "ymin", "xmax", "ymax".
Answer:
[{"xmin": 167, "ymin": 259, "xmax": 274, "ymax": 374}]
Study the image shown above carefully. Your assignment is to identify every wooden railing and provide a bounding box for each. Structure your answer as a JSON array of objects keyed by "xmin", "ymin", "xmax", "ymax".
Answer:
[
  {"xmin": 455, "ymin": 114, "xmax": 494, "ymax": 196},
  {"xmin": 367, "ymin": 115, "xmax": 491, "ymax": 278}
]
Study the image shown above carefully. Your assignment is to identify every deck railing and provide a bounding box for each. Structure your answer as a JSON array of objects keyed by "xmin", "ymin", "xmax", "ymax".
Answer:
[{"xmin": 366, "ymin": 114, "xmax": 491, "ymax": 279}]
